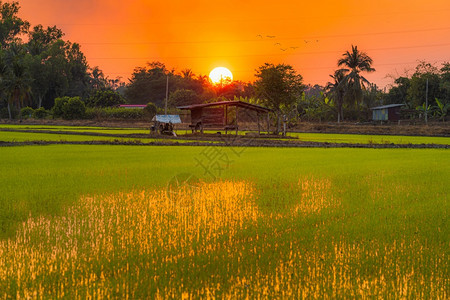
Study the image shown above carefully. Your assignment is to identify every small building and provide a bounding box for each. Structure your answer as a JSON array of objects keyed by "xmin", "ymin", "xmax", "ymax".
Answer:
[
  {"xmin": 177, "ymin": 101, "xmax": 272, "ymax": 134},
  {"xmin": 370, "ymin": 104, "xmax": 405, "ymax": 121},
  {"xmin": 119, "ymin": 104, "xmax": 146, "ymax": 109}
]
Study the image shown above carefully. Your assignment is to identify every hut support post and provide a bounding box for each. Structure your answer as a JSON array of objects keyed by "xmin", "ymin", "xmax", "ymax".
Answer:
[
  {"xmin": 235, "ymin": 106, "xmax": 239, "ymax": 135},
  {"xmin": 225, "ymin": 105, "xmax": 228, "ymax": 134},
  {"xmin": 267, "ymin": 112, "xmax": 270, "ymax": 134},
  {"xmin": 257, "ymin": 112, "xmax": 261, "ymax": 135}
]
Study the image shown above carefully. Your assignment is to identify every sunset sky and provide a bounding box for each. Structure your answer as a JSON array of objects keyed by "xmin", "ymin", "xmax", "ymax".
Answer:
[{"xmin": 17, "ymin": 0, "xmax": 450, "ymax": 88}]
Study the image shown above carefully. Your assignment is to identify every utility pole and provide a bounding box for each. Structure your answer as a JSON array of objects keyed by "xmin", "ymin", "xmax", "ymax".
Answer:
[
  {"xmin": 165, "ymin": 75, "xmax": 169, "ymax": 115},
  {"xmin": 425, "ymin": 78, "xmax": 428, "ymax": 125}
]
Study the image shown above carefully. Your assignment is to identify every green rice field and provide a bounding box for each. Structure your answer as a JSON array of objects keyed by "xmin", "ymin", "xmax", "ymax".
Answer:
[
  {"xmin": 1, "ymin": 124, "xmax": 449, "ymax": 145},
  {"xmin": 286, "ymin": 132, "xmax": 450, "ymax": 145},
  {"xmin": 0, "ymin": 131, "xmax": 197, "ymax": 144},
  {"xmin": 0, "ymin": 143, "xmax": 448, "ymax": 298}
]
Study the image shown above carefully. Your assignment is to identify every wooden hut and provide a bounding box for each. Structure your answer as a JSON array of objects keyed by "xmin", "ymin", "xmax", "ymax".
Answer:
[
  {"xmin": 370, "ymin": 104, "xmax": 405, "ymax": 122},
  {"xmin": 177, "ymin": 101, "xmax": 271, "ymax": 134}
]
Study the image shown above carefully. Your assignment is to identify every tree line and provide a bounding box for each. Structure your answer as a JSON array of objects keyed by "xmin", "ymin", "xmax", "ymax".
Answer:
[
  {"xmin": 0, "ymin": 1, "xmax": 122, "ymax": 119},
  {"xmin": 1, "ymin": 1, "xmax": 448, "ymax": 124}
]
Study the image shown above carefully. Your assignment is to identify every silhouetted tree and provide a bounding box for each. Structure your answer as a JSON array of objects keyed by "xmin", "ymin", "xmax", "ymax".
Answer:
[
  {"xmin": 0, "ymin": 1, "xmax": 29, "ymax": 47},
  {"xmin": 338, "ymin": 45, "xmax": 375, "ymax": 107},
  {"xmin": 254, "ymin": 63, "xmax": 304, "ymax": 133},
  {"xmin": 326, "ymin": 69, "xmax": 347, "ymax": 122},
  {"xmin": 2, "ymin": 42, "xmax": 32, "ymax": 119},
  {"xmin": 169, "ymin": 89, "xmax": 200, "ymax": 107}
]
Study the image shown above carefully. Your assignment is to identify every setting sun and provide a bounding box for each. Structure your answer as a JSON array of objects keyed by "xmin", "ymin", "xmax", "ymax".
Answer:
[{"xmin": 209, "ymin": 67, "xmax": 233, "ymax": 85}]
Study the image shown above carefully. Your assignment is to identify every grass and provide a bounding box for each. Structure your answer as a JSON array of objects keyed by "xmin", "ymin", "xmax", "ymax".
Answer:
[
  {"xmin": 2, "ymin": 124, "xmax": 449, "ymax": 145},
  {"xmin": 0, "ymin": 131, "xmax": 195, "ymax": 144},
  {"xmin": 286, "ymin": 132, "xmax": 450, "ymax": 145},
  {"xmin": 0, "ymin": 124, "xmax": 151, "ymax": 135},
  {"xmin": 0, "ymin": 145, "xmax": 448, "ymax": 298}
]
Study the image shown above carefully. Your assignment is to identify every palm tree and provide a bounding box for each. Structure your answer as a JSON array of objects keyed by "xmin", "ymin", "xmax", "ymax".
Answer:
[
  {"xmin": 326, "ymin": 69, "xmax": 347, "ymax": 122},
  {"xmin": 3, "ymin": 42, "xmax": 32, "ymax": 119},
  {"xmin": 181, "ymin": 68, "xmax": 194, "ymax": 79},
  {"xmin": 338, "ymin": 45, "xmax": 375, "ymax": 107}
]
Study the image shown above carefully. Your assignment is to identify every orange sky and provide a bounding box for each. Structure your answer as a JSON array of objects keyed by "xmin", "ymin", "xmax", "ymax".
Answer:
[{"xmin": 18, "ymin": 0, "xmax": 450, "ymax": 88}]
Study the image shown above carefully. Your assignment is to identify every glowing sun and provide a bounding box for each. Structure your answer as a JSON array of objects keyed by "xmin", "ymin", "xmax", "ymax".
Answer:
[{"xmin": 209, "ymin": 67, "xmax": 233, "ymax": 85}]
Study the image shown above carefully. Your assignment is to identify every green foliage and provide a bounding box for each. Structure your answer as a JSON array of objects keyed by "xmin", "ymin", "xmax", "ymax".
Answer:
[
  {"xmin": 52, "ymin": 96, "xmax": 85, "ymax": 120},
  {"xmin": 52, "ymin": 96, "xmax": 70, "ymax": 118},
  {"xmin": 168, "ymin": 89, "xmax": 200, "ymax": 107},
  {"xmin": 86, "ymin": 90, "xmax": 125, "ymax": 107},
  {"xmin": 337, "ymin": 45, "xmax": 375, "ymax": 108},
  {"xmin": 104, "ymin": 107, "xmax": 144, "ymax": 120},
  {"xmin": 254, "ymin": 63, "xmax": 304, "ymax": 133},
  {"xmin": 407, "ymin": 70, "xmax": 441, "ymax": 108},
  {"xmin": 125, "ymin": 62, "xmax": 172, "ymax": 106},
  {"xmin": 32, "ymin": 107, "xmax": 48, "ymax": 119},
  {"xmin": 1, "ymin": 42, "xmax": 33, "ymax": 119},
  {"xmin": 19, "ymin": 106, "xmax": 33, "ymax": 119},
  {"xmin": 326, "ymin": 70, "xmax": 347, "ymax": 122},
  {"xmin": 254, "ymin": 63, "xmax": 304, "ymax": 113},
  {"xmin": 415, "ymin": 102, "xmax": 431, "ymax": 120},
  {"xmin": 386, "ymin": 61, "xmax": 450, "ymax": 113},
  {"xmin": 0, "ymin": 2, "xmax": 100, "ymax": 111},
  {"xmin": 62, "ymin": 97, "xmax": 85, "ymax": 120},
  {"xmin": 0, "ymin": 1, "xmax": 30, "ymax": 45},
  {"xmin": 432, "ymin": 98, "xmax": 449, "ymax": 121},
  {"xmin": 298, "ymin": 90, "xmax": 334, "ymax": 122},
  {"xmin": 385, "ymin": 77, "xmax": 410, "ymax": 105},
  {"xmin": 85, "ymin": 107, "xmax": 145, "ymax": 120},
  {"xmin": 144, "ymin": 102, "xmax": 157, "ymax": 119}
]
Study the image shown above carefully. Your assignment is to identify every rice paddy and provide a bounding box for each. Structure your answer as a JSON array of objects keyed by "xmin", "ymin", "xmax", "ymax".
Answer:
[
  {"xmin": 0, "ymin": 142, "xmax": 448, "ymax": 298},
  {"xmin": 2, "ymin": 124, "xmax": 449, "ymax": 145},
  {"xmin": 287, "ymin": 132, "xmax": 450, "ymax": 145},
  {"xmin": 0, "ymin": 130, "xmax": 159, "ymax": 143}
]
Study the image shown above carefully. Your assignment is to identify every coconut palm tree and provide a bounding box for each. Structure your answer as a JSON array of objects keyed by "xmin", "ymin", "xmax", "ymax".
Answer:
[
  {"xmin": 181, "ymin": 68, "xmax": 194, "ymax": 79},
  {"xmin": 338, "ymin": 45, "xmax": 375, "ymax": 107},
  {"xmin": 326, "ymin": 69, "xmax": 347, "ymax": 122}
]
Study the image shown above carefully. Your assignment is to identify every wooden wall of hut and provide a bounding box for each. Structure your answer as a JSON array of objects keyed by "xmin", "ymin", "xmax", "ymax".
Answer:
[
  {"xmin": 201, "ymin": 107, "xmax": 224, "ymax": 126},
  {"xmin": 191, "ymin": 108, "xmax": 203, "ymax": 125}
]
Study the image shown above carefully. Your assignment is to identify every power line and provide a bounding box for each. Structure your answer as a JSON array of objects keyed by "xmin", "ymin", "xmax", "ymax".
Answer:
[
  {"xmin": 78, "ymin": 27, "xmax": 450, "ymax": 46},
  {"xmin": 36, "ymin": 7, "xmax": 450, "ymax": 26},
  {"xmin": 87, "ymin": 42, "xmax": 450, "ymax": 60}
]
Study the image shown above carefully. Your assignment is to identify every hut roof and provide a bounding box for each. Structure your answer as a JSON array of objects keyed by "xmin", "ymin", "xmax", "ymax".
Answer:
[
  {"xmin": 370, "ymin": 104, "xmax": 405, "ymax": 110},
  {"xmin": 152, "ymin": 115, "xmax": 182, "ymax": 123}
]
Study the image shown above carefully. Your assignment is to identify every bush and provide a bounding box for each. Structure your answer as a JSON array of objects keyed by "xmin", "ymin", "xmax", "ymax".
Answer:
[
  {"xmin": 52, "ymin": 97, "xmax": 70, "ymax": 118},
  {"xmin": 85, "ymin": 107, "xmax": 107, "ymax": 120},
  {"xmin": 52, "ymin": 96, "xmax": 86, "ymax": 120},
  {"xmin": 144, "ymin": 102, "xmax": 157, "ymax": 120},
  {"xmin": 106, "ymin": 107, "xmax": 144, "ymax": 120},
  {"xmin": 33, "ymin": 107, "xmax": 49, "ymax": 119},
  {"xmin": 85, "ymin": 107, "xmax": 145, "ymax": 120},
  {"xmin": 62, "ymin": 97, "xmax": 86, "ymax": 120},
  {"xmin": 20, "ymin": 107, "xmax": 34, "ymax": 119}
]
